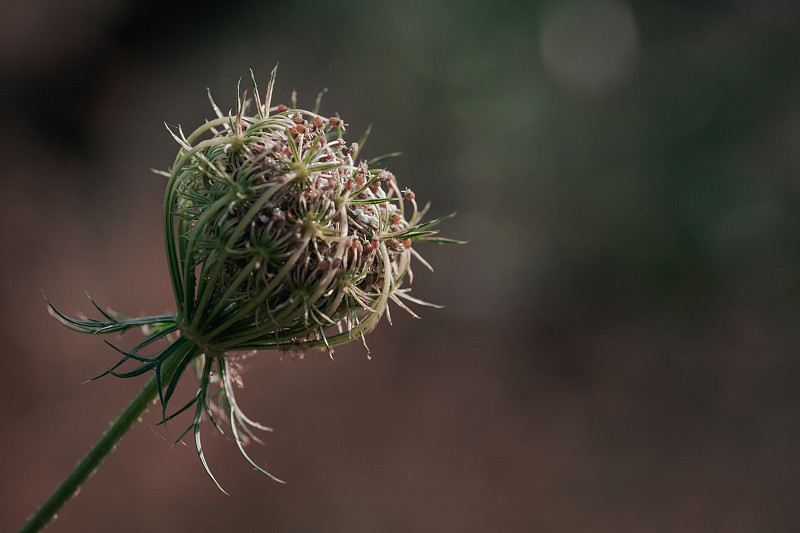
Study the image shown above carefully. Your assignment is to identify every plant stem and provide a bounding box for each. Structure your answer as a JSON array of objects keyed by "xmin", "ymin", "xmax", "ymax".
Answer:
[{"xmin": 18, "ymin": 339, "xmax": 191, "ymax": 533}]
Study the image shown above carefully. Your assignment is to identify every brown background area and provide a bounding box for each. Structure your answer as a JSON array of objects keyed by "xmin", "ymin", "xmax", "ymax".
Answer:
[{"xmin": 4, "ymin": 1, "xmax": 800, "ymax": 531}]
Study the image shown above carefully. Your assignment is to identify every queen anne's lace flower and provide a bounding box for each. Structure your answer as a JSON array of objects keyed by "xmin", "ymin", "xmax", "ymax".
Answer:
[{"xmin": 49, "ymin": 68, "xmax": 455, "ymax": 488}]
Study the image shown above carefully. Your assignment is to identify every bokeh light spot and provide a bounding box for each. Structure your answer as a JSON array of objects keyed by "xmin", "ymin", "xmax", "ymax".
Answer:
[{"xmin": 540, "ymin": 0, "xmax": 639, "ymax": 95}]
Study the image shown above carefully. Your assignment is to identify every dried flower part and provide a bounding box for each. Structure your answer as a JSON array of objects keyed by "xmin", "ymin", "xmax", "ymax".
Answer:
[
  {"xmin": 48, "ymin": 68, "xmax": 457, "ymax": 489},
  {"xmin": 166, "ymin": 88, "xmax": 435, "ymax": 355}
]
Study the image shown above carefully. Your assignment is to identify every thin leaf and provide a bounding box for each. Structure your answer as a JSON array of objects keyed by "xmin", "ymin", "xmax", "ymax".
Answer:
[
  {"xmin": 313, "ymin": 88, "xmax": 327, "ymax": 114},
  {"xmin": 395, "ymin": 289, "xmax": 445, "ymax": 308},
  {"xmin": 352, "ymin": 124, "xmax": 371, "ymax": 161},
  {"xmin": 161, "ymin": 344, "xmax": 199, "ymax": 419},
  {"xmin": 249, "ymin": 69, "xmax": 262, "ymax": 119},
  {"xmin": 389, "ymin": 294, "xmax": 421, "ymax": 318},
  {"xmin": 221, "ymin": 360, "xmax": 285, "ymax": 484},
  {"xmin": 151, "ymin": 168, "xmax": 172, "ymax": 178},
  {"xmin": 348, "ymin": 197, "xmax": 401, "ymax": 206},
  {"xmin": 193, "ymin": 356, "xmax": 228, "ymax": 493},
  {"xmin": 367, "ymin": 152, "xmax": 402, "ymax": 166},
  {"xmin": 264, "ymin": 64, "xmax": 278, "ymax": 115},
  {"xmin": 154, "ymin": 393, "xmax": 199, "ymax": 426},
  {"xmin": 207, "ymin": 88, "xmax": 225, "ymax": 120}
]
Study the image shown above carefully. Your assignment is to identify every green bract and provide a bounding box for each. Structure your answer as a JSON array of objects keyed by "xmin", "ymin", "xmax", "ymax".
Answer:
[{"xmin": 48, "ymin": 68, "xmax": 454, "ymax": 488}]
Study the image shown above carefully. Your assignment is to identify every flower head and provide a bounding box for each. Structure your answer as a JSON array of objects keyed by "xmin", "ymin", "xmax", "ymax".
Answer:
[
  {"xmin": 166, "ymin": 69, "xmax": 445, "ymax": 355},
  {"xmin": 49, "ymin": 67, "xmax": 457, "ymax": 489}
]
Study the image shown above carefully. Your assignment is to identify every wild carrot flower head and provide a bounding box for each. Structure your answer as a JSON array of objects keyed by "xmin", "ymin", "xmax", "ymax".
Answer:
[
  {"xmin": 49, "ymin": 67, "xmax": 456, "ymax": 489},
  {"xmin": 166, "ymin": 69, "xmax": 450, "ymax": 356}
]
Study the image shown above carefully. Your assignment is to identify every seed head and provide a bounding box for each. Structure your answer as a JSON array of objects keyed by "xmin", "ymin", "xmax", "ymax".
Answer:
[
  {"xmin": 48, "ymin": 67, "xmax": 458, "ymax": 489},
  {"xmin": 165, "ymin": 69, "xmax": 451, "ymax": 355}
]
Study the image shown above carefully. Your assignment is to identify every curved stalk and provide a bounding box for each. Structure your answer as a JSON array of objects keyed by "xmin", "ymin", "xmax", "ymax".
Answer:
[{"xmin": 18, "ymin": 339, "xmax": 193, "ymax": 533}]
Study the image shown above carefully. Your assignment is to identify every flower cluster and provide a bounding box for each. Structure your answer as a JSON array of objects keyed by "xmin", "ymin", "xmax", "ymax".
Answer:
[
  {"xmin": 169, "ymin": 79, "xmax": 441, "ymax": 355},
  {"xmin": 50, "ymin": 68, "xmax": 455, "ymax": 488}
]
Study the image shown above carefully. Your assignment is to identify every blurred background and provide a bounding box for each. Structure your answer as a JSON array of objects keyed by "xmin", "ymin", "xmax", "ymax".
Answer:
[{"xmin": 3, "ymin": 0, "xmax": 800, "ymax": 531}]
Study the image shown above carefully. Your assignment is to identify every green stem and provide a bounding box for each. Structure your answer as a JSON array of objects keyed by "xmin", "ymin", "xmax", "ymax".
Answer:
[{"xmin": 18, "ymin": 339, "xmax": 192, "ymax": 533}]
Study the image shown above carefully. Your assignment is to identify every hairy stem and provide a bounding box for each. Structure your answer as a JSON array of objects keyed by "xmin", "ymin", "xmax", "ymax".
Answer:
[{"xmin": 18, "ymin": 338, "xmax": 193, "ymax": 533}]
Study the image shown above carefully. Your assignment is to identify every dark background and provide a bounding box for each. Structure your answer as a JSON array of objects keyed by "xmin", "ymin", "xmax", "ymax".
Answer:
[{"xmin": 4, "ymin": 1, "xmax": 800, "ymax": 531}]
